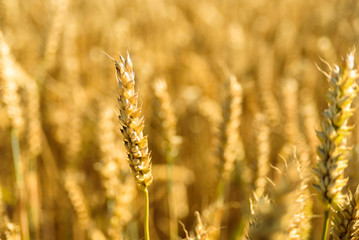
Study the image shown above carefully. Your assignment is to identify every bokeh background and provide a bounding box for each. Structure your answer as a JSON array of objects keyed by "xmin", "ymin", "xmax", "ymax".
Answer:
[{"xmin": 1, "ymin": 0, "xmax": 359, "ymax": 239}]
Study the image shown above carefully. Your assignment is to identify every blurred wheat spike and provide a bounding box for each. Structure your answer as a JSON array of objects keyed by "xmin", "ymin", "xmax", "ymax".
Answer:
[
  {"xmin": 114, "ymin": 53, "xmax": 153, "ymax": 191},
  {"xmin": 217, "ymin": 75, "xmax": 242, "ymax": 182},
  {"xmin": 181, "ymin": 211, "xmax": 210, "ymax": 240},
  {"xmin": 314, "ymin": 52, "xmax": 358, "ymax": 204},
  {"xmin": 330, "ymin": 186, "xmax": 359, "ymax": 240},
  {"xmin": 246, "ymin": 194, "xmax": 272, "ymax": 240}
]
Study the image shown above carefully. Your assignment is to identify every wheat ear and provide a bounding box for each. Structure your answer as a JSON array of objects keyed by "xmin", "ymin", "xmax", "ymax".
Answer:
[
  {"xmin": 181, "ymin": 211, "xmax": 210, "ymax": 240},
  {"xmin": 64, "ymin": 171, "xmax": 106, "ymax": 240},
  {"xmin": 246, "ymin": 158, "xmax": 299, "ymax": 240},
  {"xmin": 314, "ymin": 52, "xmax": 358, "ymax": 239},
  {"xmin": 153, "ymin": 77, "xmax": 181, "ymax": 240},
  {"xmin": 112, "ymin": 53, "xmax": 152, "ymax": 240},
  {"xmin": 207, "ymin": 75, "xmax": 242, "ymax": 239},
  {"xmin": 64, "ymin": 171, "xmax": 91, "ymax": 229},
  {"xmin": 330, "ymin": 186, "xmax": 359, "ymax": 240},
  {"xmin": 217, "ymin": 74, "xmax": 243, "ymax": 185},
  {"xmin": 288, "ymin": 149, "xmax": 313, "ymax": 240},
  {"xmin": 114, "ymin": 53, "xmax": 153, "ymax": 190}
]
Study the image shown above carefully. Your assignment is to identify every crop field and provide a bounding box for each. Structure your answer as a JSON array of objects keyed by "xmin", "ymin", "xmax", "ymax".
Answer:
[{"xmin": 1, "ymin": 0, "xmax": 359, "ymax": 239}]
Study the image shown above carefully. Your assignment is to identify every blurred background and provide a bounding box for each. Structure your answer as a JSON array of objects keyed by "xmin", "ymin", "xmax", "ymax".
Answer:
[{"xmin": 1, "ymin": 0, "xmax": 359, "ymax": 239}]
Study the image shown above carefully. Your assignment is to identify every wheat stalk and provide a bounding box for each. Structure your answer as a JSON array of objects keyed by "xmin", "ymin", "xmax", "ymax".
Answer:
[
  {"xmin": 217, "ymin": 74, "xmax": 243, "ymax": 184},
  {"xmin": 153, "ymin": 77, "xmax": 181, "ymax": 240},
  {"xmin": 111, "ymin": 52, "xmax": 152, "ymax": 240}
]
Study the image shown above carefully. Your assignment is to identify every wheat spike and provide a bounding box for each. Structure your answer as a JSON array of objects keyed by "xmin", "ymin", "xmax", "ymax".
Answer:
[
  {"xmin": 42, "ymin": 0, "xmax": 68, "ymax": 72},
  {"xmin": 330, "ymin": 186, "xmax": 359, "ymax": 240},
  {"xmin": 301, "ymin": 94, "xmax": 320, "ymax": 159},
  {"xmin": 313, "ymin": 52, "xmax": 358, "ymax": 204},
  {"xmin": 288, "ymin": 149, "xmax": 313, "ymax": 240},
  {"xmin": 64, "ymin": 171, "xmax": 91, "ymax": 228},
  {"xmin": 217, "ymin": 74, "xmax": 243, "ymax": 182},
  {"xmin": 247, "ymin": 156, "xmax": 300, "ymax": 240},
  {"xmin": 0, "ymin": 31, "xmax": 25, "ymax": 134},
  {"xmin": 246, "ymin": 194, "xmax": 272, "ymax": 240},
  {"xmin": 253, "ymin": 114, "xmax": 270, "ymax": 197},
  {"xmin": 257, "ymin": 43, "xmax": 281, "ymax": 130},
  {"xmin": 181, "ymin": 211, "xmax": 210, "ymax": 240},
  {"xmin": 153, "ymin": 77, "xmax": 181, "ymax": 162},
  {"xmin": 114, "ymin": 53, "xmax": 153, "ymax": 190}
]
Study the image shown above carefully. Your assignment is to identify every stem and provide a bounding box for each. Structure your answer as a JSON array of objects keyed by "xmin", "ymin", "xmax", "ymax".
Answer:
[
  {"xmin": 209, "ymin": 179, "xmax": 227, "ymax": 240},
  {"xmin": 321, "ymin": 204, "xmax": 330, "ymax": 240},
  {"xmin": 144, "ymin": 188, "xmax": 150, "ymax": 240},
  {"xmin": 217, "ymin": 179, "xmax": 225, "ymax": 201},
  {"xmin": 11, "ymin": 128, "xmax": 30, "ymax": 240},
  {"xmin": 167, "ymin": 161, "xmax": 178, "ymax": 240}
]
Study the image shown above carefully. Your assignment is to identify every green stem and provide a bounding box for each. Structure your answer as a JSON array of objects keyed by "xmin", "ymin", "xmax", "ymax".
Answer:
[
  {"xmin": 167, "ymin": 161, "xmax": 178, "ymax": 240},
  {"xmin": 217, "ymin": 179, "xmax": 225, "ymax": 201},
  {"xmin": 11, "ymin": 128, "xmax": 30, "ymax": 240},
  {"xmin": 11, "ymin": 128, "xmax": 23, "ymax": 187},
  {"xmin": 321, "ymin": 204, "xmax": 330, "ymax": 240},
  {"xmin": 144, "ymin": 188, "xmax": 150, "ymax": 240}
]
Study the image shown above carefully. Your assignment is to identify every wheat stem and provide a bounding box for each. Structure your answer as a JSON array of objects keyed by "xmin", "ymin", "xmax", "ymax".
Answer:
[
  {"xmin": 11, "ymin": 128, "xmax": 29, "ymax": 240},
  {"xmin": 166, "ymin": 160, "xmax": 178, "ymax": 240},
  {"xmin": 321, "ymin": 204, "xmax": 330, "ymax": 240},
  {"xmin": 153, "ymin": 78, "xmax": 179, "ymax": 240},
  {"xmin": 144, "ymin": 187, "xmax": 150, "ymax": 240}
]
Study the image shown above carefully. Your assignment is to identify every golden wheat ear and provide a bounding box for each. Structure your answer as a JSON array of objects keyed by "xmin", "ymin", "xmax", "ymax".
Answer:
[
  {"xmin": 330, "ymin": 186, "xmax": 359, "ymax": 239},
  {"xmin": 313, "ymin": 52, "xmax": 358, "ymax": 205},
  {"xmin": 112, "ymin": 52, "xmax": 152, "ymax": 240},
  {"xmin": 113, "ymin": 53, "xmax": 153, "ymax": 191},
  {"xmin": 217, "ymin": 74, "xmax": 243, "ymax": 184},
  {"xmin": 314, "ymin": 51, "xmax": 359, "ymax": 240}
]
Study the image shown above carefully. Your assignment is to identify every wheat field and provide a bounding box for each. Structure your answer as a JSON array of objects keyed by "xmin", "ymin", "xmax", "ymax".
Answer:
[{"xmin": 1, "ymin": 0, "xmax": 359, "ymax": 239}]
